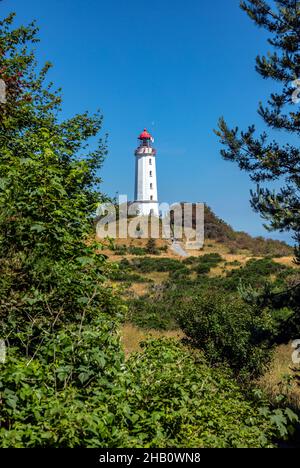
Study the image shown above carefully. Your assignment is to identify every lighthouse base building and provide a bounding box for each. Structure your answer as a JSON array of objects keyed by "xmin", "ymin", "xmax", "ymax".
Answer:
[{"xmin": 134, "ymin": 129, "xmax": 159, "ymax": 217}]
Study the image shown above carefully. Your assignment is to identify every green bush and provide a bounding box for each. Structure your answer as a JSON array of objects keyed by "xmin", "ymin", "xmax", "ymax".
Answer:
[
  {"xmin": 124, "ymin": 339, "xmax": 295, "ymax": 448},
  {"xmin": 0, "ymin": 13, "xmax": 126, "ymax": 446},
  {"xmin": 178, "ymin": 290, "xmax": 275, "ymax": 380},
  {"xmin": 145, "ymin": 238, "xmax": 159, "ymax": 255},
  {"xmin": 169, "ymin": 265, "xmax": 190, "ymax": 281},
  {"xmin": 127, "ymin": 296, "xmax": 178, "ymax": 330},
  {"xmin": 129, "ymin": 257, "xmax": 184, "ymax": 273},
  {"xmin": 110, "ymin": 270, "xmax": 149, "ymax": 283},
  {"xmin": 2, "ymin": 338, "xmax": 296, "ymax": 447},
  {"xmin": 183, "ymin": 256, "xmax": 198, "ymax": 265},
  {"xmin": 225, "ymin": 260, "xmax": 242, "ymax": 267},
  {"xmin": 113, "ymin": 244, "xmax": 128, "ymax": 255},
  {"xmin": 194, "ymin": 263, "xmax": 211, "ymax": 275},
  {"xmin": 222, "ymin": 258, "xmax": 289, "ymax": 291},
  {"xmin": 128, "ymin": 246, "xmax": 147, "ymax": 256},
  {"xmin": 184, "ymin": 253, "xmax": 223, "ymax": 268},
  {"xmin": 199, "ymin": 253, "xmax": 223, "ymax": 265},
  {"xmin": 187, "ymin": 253, "xmax": 224, "ymax": 276}
]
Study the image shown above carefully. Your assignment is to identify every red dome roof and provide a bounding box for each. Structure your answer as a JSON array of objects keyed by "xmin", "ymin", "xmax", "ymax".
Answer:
[{"xmin": 138, "ymin": 128, "xmax": 152, "ymax": 140}]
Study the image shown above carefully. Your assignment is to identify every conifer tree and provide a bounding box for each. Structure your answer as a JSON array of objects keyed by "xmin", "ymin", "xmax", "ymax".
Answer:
[{"xmin": 216, "ymin": 0, "xmax": 300, "ymax": 263}]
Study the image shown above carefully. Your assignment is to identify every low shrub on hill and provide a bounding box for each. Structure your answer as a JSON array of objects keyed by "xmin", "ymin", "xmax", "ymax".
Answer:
[
  {"xmin": 195, "ymin": 263, "xmax": 211, "ymax": 275},
  {"xmin": 2, "ymin": 338, "xmax": 296, "ymax": 447},
  {"xmin": 110, "ymin": 270, "xmax": 150, "ymax": 283},
  {"xmin": 222, "ymin": 258, "xmax": 291, "ymax": 291},
  {"xmin": 145, "ymin": 238, "xmax": 159, "ymax": 255},
  {"xmin": 183, "ymin": 253, "xmax": 224, "ymax": 276},
  {"xmin": 127, "ymin": 257, "xmax": 184, "ymax": 274},
  {"xmin": 113, "ymin": 244, "xmax": 128, "ymax": 255},
  {"xmin": 125, "ymin": 340, "xmax": 296, "ymax": 448},
  {"xmin": 199, "ymin": 253, "xmax": 224, "ymax": 265},
  {"xmin": 169, "ymin": 265, "xmax": 191, "ymax": 281},
  {"xmin": 128, "ymin": 246, "xmax": 147, "ymax": 256},
  {"xmin": 178, "ymin": 290, "xmax": 275, "ymax": 380},
  {"xmin": 127, "ymin": 294, "xmax": 179, "ymax": 330}
]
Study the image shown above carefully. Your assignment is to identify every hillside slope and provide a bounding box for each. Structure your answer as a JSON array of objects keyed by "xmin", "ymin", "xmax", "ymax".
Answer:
[
  {"xmin": 97, "ymin": 203, "xmax": 293, "ymax": 258},
  {"xmin": 203, "ymin": 205, "xmax": 293, "ymax": 256},
  {"xmin": 170, "ymin": 204, "xmax": 293, "ymax": 257}
]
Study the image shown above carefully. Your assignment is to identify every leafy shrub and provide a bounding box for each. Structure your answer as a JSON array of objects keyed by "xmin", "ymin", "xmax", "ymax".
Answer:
[
  {"xmin": 184, "ymin": 254, "xmax": 223, "ymax": 268},
  {"xmin": 113, "ymin": 244, "xmax": 128, "ymax": 255},
  {"xmin": 241, "ymin": 259, "xmax": 286, "ymax": 277},
  {"xmin": 225, "ymin": 260, "xmax": 242, "ymax": 267},
  {"xmin": 199, "ymin": 253, "xmax": 223, "ymax": 265},
  {"xmin": 128, "ymin": 246, "xmax": 147, "ymax": 256},
  {"xmin": 178, "ymin": 290, "xmax": 275, "ymax": 380},
  {"xmin": 119, "ymin": 258, "xmax": 131, "ymax": 269},
  {"xmin": 0, "ymin": 316, "xmax": 127, "ymax": 447},
  {"xmin": 169, "ymin": 265, "xmax": 190, "ymax": 281},
  {"xmin": 2, "ymin": 338, "xmax": 296, "ymax": 447},
  {"xmin": 110, "ymin": 269, "xmax": 149, "ymax": 283},
  {"xmin": 129, "ymin": 257, "xmax": 184, "ymax": 273},
  {"xmin": 183, "ymin": 256, "xmax": 198, "ymax": 265},
  {"xmin": 195, "ymin": 263, "xmax": 211, "ymax": 275},
  {"xmin": 145, "ymin": 238, "xmax": 159, "ymax": 255},
  {"xmin": 190, "ymin": 253, "xmax": 223, "ymax": 276},
  {"xmin": 222, "ymin": 258, "xmax": 289, "ymax": 291},
  {"xmin": 124, "ymin": 339, "xmax": 296, "ymax": 448},
  {"xmin": 127, "ymin": 296, "xmax": 178, "ymax": 330}
]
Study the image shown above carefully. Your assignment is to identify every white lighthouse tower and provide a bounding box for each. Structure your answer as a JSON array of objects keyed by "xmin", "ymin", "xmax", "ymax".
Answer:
[{"xmin": 134, "ymin": 129, "xmax": 159, "ymax": 217}]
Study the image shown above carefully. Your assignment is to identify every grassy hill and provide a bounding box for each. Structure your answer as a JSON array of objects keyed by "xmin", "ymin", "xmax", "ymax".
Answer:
[
  {"xmin": 98, "ymin": 204, "xmax": 293, "ymax": 259},
  {"xmin": 169, "ymin": 203, "xmax": 293, "ymax": 257},
  {"xmin": 98, "ymin": 209, "xmax": 299, "ymax": 420},
  {"xmin": 203, "ymin": 205, "xmax": 293, "ymax": 257}
]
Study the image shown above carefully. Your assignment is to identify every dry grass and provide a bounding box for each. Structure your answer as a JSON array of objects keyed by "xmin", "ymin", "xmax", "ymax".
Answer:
[
  {"xmin": 144, "ymin": 271, "xmax": 169, "ymax": 283},
  {"xmin": 273, "ymin": 257, "xmax": 297, "ymax": 268},
  {"xmin": 120, "ymin": 323, "xmax": 185, "ymax": 357},
  {"xmin": 259, "ymin": 343, "xmax": 300, "ymax": 409},
  {"xmin": 129, "ymin": 282, "xmax": 149, "ymax": 297}
]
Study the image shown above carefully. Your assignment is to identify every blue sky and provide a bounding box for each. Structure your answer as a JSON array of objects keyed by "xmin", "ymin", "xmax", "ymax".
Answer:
[{"xmin": 1, "ymin": 0, "xmax": 295, "ymax": 244}]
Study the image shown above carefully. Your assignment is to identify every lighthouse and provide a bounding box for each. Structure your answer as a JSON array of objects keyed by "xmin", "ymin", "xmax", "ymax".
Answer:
[{"xmin": 134, "ymin": 129, "xmax": 159, "ymax": 217}]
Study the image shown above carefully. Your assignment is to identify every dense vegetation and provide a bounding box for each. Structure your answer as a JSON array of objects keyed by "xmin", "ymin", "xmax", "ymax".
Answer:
[
  {"xmin": 0, "ymin": 11, "xmax": 125, "ymax": 447},
  {"xmin": 124, "ymin": 340, "xmax": 293, "ymax": 448},
  {"xmin": 123, "ymin": 256, "xmax": 298, "ymax": 380},
  {"xmin": 0, "ymin": 6, "xmax": 299, "ymax": 448},
  {"xmin": 2, "ymin": 338, "xmax": 295, "ymax": 448}
]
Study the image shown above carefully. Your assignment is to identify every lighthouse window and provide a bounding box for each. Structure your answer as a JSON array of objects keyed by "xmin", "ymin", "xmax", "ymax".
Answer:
[
  {"xmin": 150, "ymin": 183, "xmax": 153, "ymax": 189},
  {"xmin": 150, "ymin": 171, "xmax": 152, "ymax": 177},
  {"xmin": 150, "ymin": 196, "xmax": 153, "ymax": 201},
  {"xmin": 149, "ymin": 159, "xmax": 152, "ymax": 165}
]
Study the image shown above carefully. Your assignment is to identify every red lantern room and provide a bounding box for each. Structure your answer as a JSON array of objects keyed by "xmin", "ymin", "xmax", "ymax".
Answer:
[
  {"xmin": 137, "ymin": 128, "xmax": 155, "ymax": 152},
  {"xmin": 138, "ymin": 128, "xmax": 152, "ymax": 141}
]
